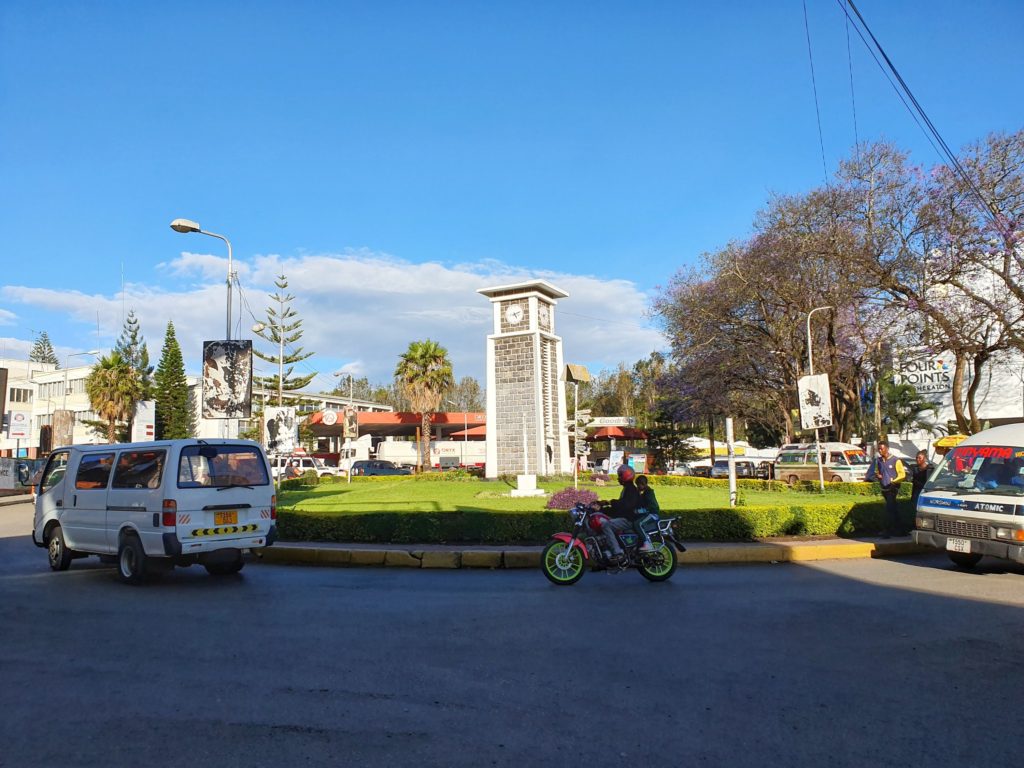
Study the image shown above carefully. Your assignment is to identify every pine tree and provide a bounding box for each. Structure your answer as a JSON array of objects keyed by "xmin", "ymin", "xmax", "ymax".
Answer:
[
  {"xmin": 114, "ymin": 310, "xmax": 153, "ymax": 398},
  {"xmin": 153, "ymin": 321, "xmax": 195, "ymax": 439},
  {"xmin": 29, "ymin": 331, "xmax": 60, "ymax": 367},
  {"xmin": 252, "ymin": 274, "xmax": 316, "ymax": 405}
]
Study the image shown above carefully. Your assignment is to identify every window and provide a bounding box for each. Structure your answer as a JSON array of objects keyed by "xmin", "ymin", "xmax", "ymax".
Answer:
[
  {"xmin": 777, "ymin": 452, "xmax": 804, "ymax": 465},
  {"xmin": 112, "ymin": 450, "xmax": 166, "ymax": 489},
  {"xmin": 178, "ymin": 444, "xmax": 270, "ymax": 488},
  {"xmin": 75, "ymin": 453, "xmax": 115, "ymax": 490},
  {"xmin": 40, "ymin": 451, "xmax": 70, "ymax": 493},
  {"xmin": 9, "ymin": 388, "xmax": 32, "ymax": 403}
]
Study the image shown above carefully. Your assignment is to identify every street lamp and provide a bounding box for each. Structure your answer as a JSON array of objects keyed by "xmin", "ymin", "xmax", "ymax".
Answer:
[
  {"xmin": 333, "ymin": 370, "xmax": 355, "ymax": 484},
  {"xmin": 170, "ymin": 218, "xmax": 234, "ymax": 340},
  {"xmin": 252, "ymin": 321, "xmax": 284, "ymax": 406},
  {"xmin": 62, "ymin": 350, "xmax": 99, "ymax": 444},
  {"xmin": 806, "ymin": 306, "xmax": 834, "ymax": 490}
]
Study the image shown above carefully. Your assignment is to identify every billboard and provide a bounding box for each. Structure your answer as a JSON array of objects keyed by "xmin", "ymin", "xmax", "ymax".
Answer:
[
  {"xmin": 798, "ymin": 374, "xmax": 833, "ymax": 430},
  {"xmin": 202, "ymin": 340, "xmax": 253, "ymax": 419},
  {"xmin": 6, "ymin": 409, "xmax": 30, "ymax": 439},
  {"xmin": 264, "ymin": 406, "xmax": 298, "ymax": 455}
]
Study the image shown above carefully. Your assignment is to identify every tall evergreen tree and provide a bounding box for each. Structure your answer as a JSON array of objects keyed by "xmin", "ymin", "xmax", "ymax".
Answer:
[
  {"xmin": 252, "ymin": 274, "xmax": 316, "ymax": 404},
  {"xmin": 114, "ymin": 310, "xmax": 153, "ymax": 398},
  {"xmin": 29, "ymin": 331, "xmax": 60, "ymax": 367},
  {"xmin": 154, "ymin": 321, "xmax": 194, "ymax": 439}
]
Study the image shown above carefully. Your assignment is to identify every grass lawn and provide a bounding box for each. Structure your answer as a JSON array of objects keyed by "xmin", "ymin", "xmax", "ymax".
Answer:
[{"xmin": 279, "ymin": 478, "xmax": 872, "ymax": 515}]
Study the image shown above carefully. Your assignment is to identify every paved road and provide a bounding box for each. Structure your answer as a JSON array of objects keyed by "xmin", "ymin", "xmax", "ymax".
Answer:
[{"xmin": 3, "ymin": 501, "xmax": 1024, "ymax": 767}]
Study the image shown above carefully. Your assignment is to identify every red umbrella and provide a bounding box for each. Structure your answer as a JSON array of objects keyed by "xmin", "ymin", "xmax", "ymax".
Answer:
[{"xmin": 587, "ymin": 426, "xmax": 648, "ymax": 441}]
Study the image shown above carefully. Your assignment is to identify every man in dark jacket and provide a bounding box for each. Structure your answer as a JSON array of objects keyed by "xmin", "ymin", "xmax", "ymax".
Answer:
[
  {"xmin": 597, "ymin": 464, "xmax": 640, "ymax": 559},
  {"xmin": 910, "ymin": 450, "xmax": 933, "ymax": 508},
  {"xmin": 866, "ymin": 439, "xmax": 907, "ymax": 537}
]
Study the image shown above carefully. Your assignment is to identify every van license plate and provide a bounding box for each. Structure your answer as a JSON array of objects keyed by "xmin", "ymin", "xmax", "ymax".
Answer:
[
  {"xmin": 215, "ymin": 511, "xmax": 238, "ymax": 525},
  {"xmin": 946, "ymin": 537, "xmax": 971, "ymax": 553}
]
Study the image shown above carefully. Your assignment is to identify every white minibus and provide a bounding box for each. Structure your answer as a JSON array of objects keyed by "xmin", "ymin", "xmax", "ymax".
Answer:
[
  {"xmin": 32, "ymin": 439, "xmax": 277, "ymax": 584},
  {"xmin": 914, "ymin": 424, "xmax": 1024, "ymax": 568}
]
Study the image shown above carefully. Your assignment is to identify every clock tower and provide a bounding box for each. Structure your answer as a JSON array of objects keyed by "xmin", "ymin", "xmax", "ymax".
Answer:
[{"xmin": 478, "ymin": 280, "xmax": 570, "ymax": 478}]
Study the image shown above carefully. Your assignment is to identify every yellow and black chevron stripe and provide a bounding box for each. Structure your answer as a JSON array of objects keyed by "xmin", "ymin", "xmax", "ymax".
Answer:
[{"xmin": 190, "ymin": 524, "xmax": 260, "ymax": 537}]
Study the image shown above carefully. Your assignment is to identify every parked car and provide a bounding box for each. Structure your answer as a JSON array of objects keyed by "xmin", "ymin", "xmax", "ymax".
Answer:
[
  {"xmin": 269, "ymin": 454, "xmax": 342, "ymax": 480},
  {"xmin": 690, "ymin": 465, "xmax": 713, "ymax": 478},
  {"xmin": 350, "ymin": 459, "xmax": 413, "ymax": 476},
  {"xmin": 710, "ymin": 459, "xmax": 757, "ymax": 479}
]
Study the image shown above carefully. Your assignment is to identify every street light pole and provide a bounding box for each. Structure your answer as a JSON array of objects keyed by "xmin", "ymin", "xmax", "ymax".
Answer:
[
  {"xmin": 62, "ymin": 350, "xmax": 99, "ymax": 444},
  {"xmin": 806, "ymin": 306, "xmax": 833, "ymax": 491},
  {"xmin": 170, "ymin": 218, "xmax": 234, "ymax": 340}
]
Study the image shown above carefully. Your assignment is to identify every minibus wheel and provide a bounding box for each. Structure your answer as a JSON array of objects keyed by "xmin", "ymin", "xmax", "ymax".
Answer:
[
  {"xmin": 117, "ymin": 534, "xmax": 147, "ymax": 585},
  {"xmin": 829, "ymin": 475, "xmax": 843, "ymax": 483},
  {"xmin": 47, "ymin": 526, "xmax": 73, "ymax": 571}
]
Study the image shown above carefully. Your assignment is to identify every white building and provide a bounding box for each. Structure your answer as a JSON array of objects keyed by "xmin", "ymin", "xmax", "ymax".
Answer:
[{"xmin": 0, "ymin": 357, "xmax": 391, "ymax": 457}]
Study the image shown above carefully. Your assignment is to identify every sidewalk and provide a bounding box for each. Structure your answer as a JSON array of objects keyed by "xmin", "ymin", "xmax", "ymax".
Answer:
[
  {"xmin": 254, "ymin": 536, "xmax": 928, "ymax": 570},
  {"xmin": 1, "ymin": 494, "xmax": 928, "ymax": 568}
]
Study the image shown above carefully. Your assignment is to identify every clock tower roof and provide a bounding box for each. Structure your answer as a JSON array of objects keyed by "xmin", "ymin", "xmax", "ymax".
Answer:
[{"xmin": 477, "ymin": 279, "xmax": 568, "ymax": 301}]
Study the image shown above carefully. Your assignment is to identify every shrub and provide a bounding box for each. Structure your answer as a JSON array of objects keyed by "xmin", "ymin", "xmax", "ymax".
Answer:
[
  {"xmin": 546, "ymin": 487, "xmax": 599, "ymax": 510},
  {"xmin": 277, "ymin": 498, "xmax": 902, "ymax": 544}
]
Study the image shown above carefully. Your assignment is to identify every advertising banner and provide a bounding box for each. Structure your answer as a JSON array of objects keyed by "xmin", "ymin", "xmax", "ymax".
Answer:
[
  {"xmin": 202, "ymin": 340, "xmax": 253, "ymax": 419},
  {"xmin": 264, "ymin": 406, "xmax": 298, "ymax": 455},
  {"xmin": 798, "ymin": 374, "xmax": 833, "ymax": 430}
]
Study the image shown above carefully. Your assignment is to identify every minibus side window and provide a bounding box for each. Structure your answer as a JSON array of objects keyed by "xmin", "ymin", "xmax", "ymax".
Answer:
[
  {"xmin": 112, "ymin": 450, "xmax": 167, "ymax": 489},
  {"xmin": 75, "ymin": 453, "xmax": 115, "ymax": 490}
]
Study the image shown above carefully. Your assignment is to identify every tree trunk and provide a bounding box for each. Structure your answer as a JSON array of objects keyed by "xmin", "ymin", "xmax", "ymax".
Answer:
[
  {"xmin": 707, "ymin": 415, "xmax": 716, "ymax": 462},
  {"xmin": 966, "ymin": 352, "xmax": 989, "ymax": 434},
  {"xmin": 874, "ymin": 376, "xmax": 882, "ymax": 440},
  {"xmin": 421, "ymin": 413, "xmax": 432, "ymax": 471},
  {"xmin": 951, "ymin": 353, "xmax": 970, "ymax": 434}
]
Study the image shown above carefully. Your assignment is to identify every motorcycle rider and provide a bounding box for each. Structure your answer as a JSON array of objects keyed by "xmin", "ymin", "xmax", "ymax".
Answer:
[{"xmin": 592, "ymin": 463, "xmax": 640, "ymax": 560}]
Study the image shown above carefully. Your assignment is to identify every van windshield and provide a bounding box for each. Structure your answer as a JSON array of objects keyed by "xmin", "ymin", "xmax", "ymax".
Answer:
[
  {"xmin": 178, "ymin": 445, "xmax": 270, "ymax": 488},
  {"xmin": 844, "ymin": 450, "xmax": 868, "ymax": 465},
  {"xmin": 926, "ymin": 445, "xmax": 1024, "ymax": 496}
]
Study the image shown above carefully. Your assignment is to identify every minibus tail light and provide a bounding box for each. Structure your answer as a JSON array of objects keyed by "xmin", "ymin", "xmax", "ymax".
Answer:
[
  {"xmin": 162, "ymin": 499, "xmax": 177, "ymax": 527},
  {"xmin": 271, "ymin": 495, "xmax": 277, "ymax": 520}
]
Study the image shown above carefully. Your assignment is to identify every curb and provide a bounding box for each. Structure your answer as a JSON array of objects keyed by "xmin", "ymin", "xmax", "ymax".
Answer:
[
  {"xmin": 253, "ymin": 538, "xmax": 928, "ymax": 570},
  {"xmin": 0, "ymin": 495, "xmax": 32, "ymax": 508}
]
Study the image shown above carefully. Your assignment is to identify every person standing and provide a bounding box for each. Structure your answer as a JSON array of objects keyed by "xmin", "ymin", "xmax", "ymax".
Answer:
[
  {"xmin": 910, "ymin": 450, "xmax": 933, "ymax": 508},
  {"xmin": 865, "ymin": 439, "xmax": 907, "ymax": 537}
]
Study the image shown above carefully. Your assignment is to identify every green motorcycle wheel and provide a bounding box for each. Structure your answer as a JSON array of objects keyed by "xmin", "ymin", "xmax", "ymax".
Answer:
[
  {"xmin": 637, "ymin": 539, "xmax": 678, "ymax": 582},
  {"xmin": 542, "ymin": 540, "xmax": 586, "ymax": 586}
]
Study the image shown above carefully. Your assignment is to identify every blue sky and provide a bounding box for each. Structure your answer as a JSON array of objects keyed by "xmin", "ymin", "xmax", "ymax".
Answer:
[{"xmin": 1, "ymin": 1, "xmax": 1021, "ymax": 388}]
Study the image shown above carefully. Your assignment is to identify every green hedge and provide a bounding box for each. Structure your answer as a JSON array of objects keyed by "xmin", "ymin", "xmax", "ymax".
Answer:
[
  {"xmin": 277, "ymin": 499, "xmax": 914, "ymax": 544},
  {"xmin": 646, "ymin": 474, "xmax": 912, "ymax": 497}
]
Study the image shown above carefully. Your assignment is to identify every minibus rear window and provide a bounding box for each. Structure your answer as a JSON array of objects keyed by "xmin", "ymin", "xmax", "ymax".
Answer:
[
  {"xmin": 926, "ymin": 445, "xmax": 1024, "ymax": 495},
  {"xmin": 177, "ymin": 445, "xmax": 270, "ymax": 488}
]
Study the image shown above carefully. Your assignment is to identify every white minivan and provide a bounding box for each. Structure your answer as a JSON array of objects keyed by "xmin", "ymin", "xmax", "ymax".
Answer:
[
  {"xmin": 914, "ymin": 424, "xmax": 1024, "ymax": 568},
  {"xmin": 32, "ymin": 439, "xmax": 277, "ymax": 584}
]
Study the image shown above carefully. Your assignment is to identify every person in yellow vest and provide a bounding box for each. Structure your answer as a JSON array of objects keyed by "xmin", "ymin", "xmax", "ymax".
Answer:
[{"xmin": 865, "ymin": 439, "xmax": 906, "ymax": 537}]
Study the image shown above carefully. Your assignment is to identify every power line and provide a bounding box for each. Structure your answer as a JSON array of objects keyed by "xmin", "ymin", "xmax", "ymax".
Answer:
[
  {"xmin": 802, "ymin": 0, "xmax": 831, "ymax": 186},
  {"xmin": 835, "ymin": 0, "xmax": 1005, "ymax": 234},
  {"xmin": 843, "ymin": 0, "xmax": 860, "ymax": 159}
]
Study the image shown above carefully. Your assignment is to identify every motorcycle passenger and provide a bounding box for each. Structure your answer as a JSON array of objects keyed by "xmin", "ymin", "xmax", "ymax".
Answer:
[
  {"xmin": 593, "ymin": 464, "xmax": 640, "ymax": 560},
  {"xmin": 634, "ymin": 474, "xmax": 659, "ymax": 553}
]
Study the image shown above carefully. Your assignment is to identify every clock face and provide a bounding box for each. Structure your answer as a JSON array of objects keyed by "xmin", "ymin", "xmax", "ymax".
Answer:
[
  {"xmin": 504, "ymin": 303, "xmax": 524, "ymax": 325},
  {"xmin": 538, "ymin": 303, "xmax": 550, "ymax": 328}
]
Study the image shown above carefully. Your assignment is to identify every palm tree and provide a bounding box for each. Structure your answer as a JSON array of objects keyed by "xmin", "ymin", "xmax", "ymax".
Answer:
[
  {"xmin": 85, "ymin": 351, "xmax": 142, "ymax": 443},
  {"xmin": 394, "ymin": 340, "xmax": 454, "ymax": 471}
]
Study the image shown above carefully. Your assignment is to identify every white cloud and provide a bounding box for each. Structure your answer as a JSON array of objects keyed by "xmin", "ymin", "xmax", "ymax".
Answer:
[
  {"xmin": 2, "ymin": 251, "xmax": 668, "ymax": 389},
  {"xmin": 0, "ymin": 308, "xmax": 16, "ymax": 326}
]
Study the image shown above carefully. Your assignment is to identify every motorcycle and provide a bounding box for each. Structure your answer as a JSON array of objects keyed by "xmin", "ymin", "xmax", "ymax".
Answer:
[{"xmin": 541, "ymin": 502, "xmax": 685, "ymax": 586}]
